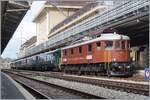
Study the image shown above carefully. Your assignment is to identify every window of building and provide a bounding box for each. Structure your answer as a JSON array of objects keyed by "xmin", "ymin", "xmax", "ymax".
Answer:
[
  {"xmin": 96, "ymin": 42, "xmax": 101, "ymax": 50},
  {"xmin": 116, "ymin": 40, "xmax": 120, "ymax": 48},
  {"xmin": 71, "ymin": 48, "xmax": 74, "ymax": 54},
  {"xmin": 79, "ymin": 46, "xmax": 82, "ymax": 53},
  {"xmin": 88, "ymin": 44, "xmax": 92, "ymax": 52},
  {"xmin": 105, "ymin": 41, "xmax": 113, "ymax": 49}
]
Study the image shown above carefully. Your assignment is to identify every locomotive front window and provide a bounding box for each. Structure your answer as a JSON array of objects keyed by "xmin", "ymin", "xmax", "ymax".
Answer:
[
  {"xmin": 71, "ymin": 48, "xmax": 74, "ymax": 54},
  {"xmin": 122, "ymin": 41, "xmax": 126, "ymax": 49},
  {"xmin": 79, "ymin": 46, "xmax": 82, "ymax": 53},
  {"xmin": 105, "ymin": 41, "xmax": 113, "ymax": 49},
  {"xmin": 116, "ymin": 40, "xmax": 120, "ymax": 48},
  {"xmin": 88, "ymin": 44, "xmax": 92, "ymax": 52},
  {"xmin": 127, "ymin": 40, "xmax": 130, "ymax": 49},
  {"xmin": 96, "ymin": 42, "xmax": 101, "ymax": 50}
]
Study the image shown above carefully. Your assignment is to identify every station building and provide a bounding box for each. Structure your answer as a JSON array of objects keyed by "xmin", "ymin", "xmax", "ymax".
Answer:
[
  {"xmin": 20, "ymin": 1, "xmax": 108, "ymax": 56},
  {"xmin": 32, "ymin": 1, "xmax": 91, "ymax": 45},
  {"xmin": 18, "ymin": 36, "xmax": 37, "ymax": 58},
  {"xmin": 18, "ymin": 0, "xmax": 149, "ymax": 70}
]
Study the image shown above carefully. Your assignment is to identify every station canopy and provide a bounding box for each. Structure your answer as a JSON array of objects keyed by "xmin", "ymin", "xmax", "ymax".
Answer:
[{"xmin": 1, "ymin": 1, "xmax": 30, "ymax": 54}]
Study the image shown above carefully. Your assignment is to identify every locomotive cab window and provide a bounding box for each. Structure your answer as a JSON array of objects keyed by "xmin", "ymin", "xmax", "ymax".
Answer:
[
  {"xmin": 88, "ymin": 44, "xmax": 92, "ymax": 52},
  {"xmin": 122, "ymin": 40, "xmax": 126, "ymax": 49},
  {"xmin": 79, "ymin": 46, "xmax": 82, "ymax": 53},
  {"xmin": 71, "ymin": 48, "xmax": 74, "ymax": 54},
  {"xmin": 116, "ymin": 40, "xmax": 120, "ymax": 49},
  {"xmin": 127, "ymin": 40, "xmax": 130, "ymax": 49},
  {"xmin": 96, "ymin": 42, "xmax": 101, "ymax": 50},
  {"xmin": 105, "ymin": 41, "xmax": 113, "ymax": 49}
]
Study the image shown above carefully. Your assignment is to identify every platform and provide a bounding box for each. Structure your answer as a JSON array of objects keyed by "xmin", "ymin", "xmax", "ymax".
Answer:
[{"xmin": 0, "ymin": 71, "xmax": 35, "ymax": 99}]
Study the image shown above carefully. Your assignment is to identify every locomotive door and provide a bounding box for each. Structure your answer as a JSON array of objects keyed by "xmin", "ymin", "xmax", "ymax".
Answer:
[{"xmin": 104, "ymin": 50, "xmax": 112, "ymax": 75}]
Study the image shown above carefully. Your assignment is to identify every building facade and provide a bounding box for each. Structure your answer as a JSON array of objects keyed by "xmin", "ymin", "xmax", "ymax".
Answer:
[
  {"xmin": 33, "ymin": 1, "xmax": 89, "ymax": 45},
  {"xmin": 18, "ymin": 36, "xmax": 37, "ymax": 58}
]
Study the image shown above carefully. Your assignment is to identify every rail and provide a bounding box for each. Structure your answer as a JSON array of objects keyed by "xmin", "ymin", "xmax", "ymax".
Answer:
[
  {"xmin": 3, "ymin": 70, "xmax": 104, "ymax": 99},
  {"xmin": 3, "ymin": 69, "xmax": 149, "ymax": 96}
]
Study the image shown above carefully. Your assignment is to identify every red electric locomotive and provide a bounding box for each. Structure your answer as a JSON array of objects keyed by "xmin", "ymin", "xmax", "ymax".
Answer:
[{"xmin": 61, "ymin": 33, "xmax": 133, "ymax": 76}]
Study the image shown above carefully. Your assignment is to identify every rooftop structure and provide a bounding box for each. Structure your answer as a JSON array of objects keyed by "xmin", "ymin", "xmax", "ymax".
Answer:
[
  {"xmin": 20, "ymin": 36, "xmax": 37, "ymax": 48},
  {"xmin": 49, "ymin": 2, "xmax": 105, "ymax": 36},
  {"xmin": 18, "ymin": 36, "xmax": 36, "ymax": 58}
]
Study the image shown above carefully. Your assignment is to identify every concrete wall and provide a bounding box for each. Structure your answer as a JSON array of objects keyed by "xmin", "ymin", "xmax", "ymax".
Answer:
[
  {"xmin": 35, "ymin": 7, "xmax": 77, "ymax": 45},
  {"xmin": 36, "ymin": 11, "xmax": 47, "ymax": 45},
  {"xmin": 48, "ymin": 8, "xmax": 76, "ymax": 34},
  {"xmin": 130, "ymin": 44, "xmax": 149, "ymax": 69}
]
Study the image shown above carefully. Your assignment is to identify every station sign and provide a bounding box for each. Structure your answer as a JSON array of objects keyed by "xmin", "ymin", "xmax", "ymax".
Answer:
[{"xmin": 144, "ymin": 68, "xmax": 150, "ymax": 80}]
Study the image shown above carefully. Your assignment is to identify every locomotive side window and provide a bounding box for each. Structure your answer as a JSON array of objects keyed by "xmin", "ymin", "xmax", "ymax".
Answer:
[
  {"xmin": 36, "ymin": 56, "xmax": 38, "ymax": 61},
  {"xmin": 105, "ymin": 41, "xmax": 113, "ymax": 49},
  {"xmin": 71, "ymin": 48, "xmax": 74, "ymax": 54},
  {"xmin": 127, "ymin": 40, "xmax": 130, "ymax": 48},
  {"xmin": 116, "ymin": 40, "xmax": 120, "ymax": 48},
  {"xmin": 122, "ymin": 41, "xmax": 126, "ymax": 49},
  {"xmin": 63, "ymin": 50, "xmax": 67, "ymax": 56},
  {"xmin": 88, "ymin": 44, "xmax": 92, "ymax": 52},
  {"xmin": 96, "ymin": 42, "xmax": 101, "ymax": 50},
  {"xmin": 26, "ymin": 59, "xmax": 27, "ymax": 64},
  {"xmin": 79, "ymin": 46, "xmax": 82, "ymax": 53}
]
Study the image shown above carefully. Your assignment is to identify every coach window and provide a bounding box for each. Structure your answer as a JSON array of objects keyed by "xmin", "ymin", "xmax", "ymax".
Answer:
[
  {"xmin": 122, "ymin": 40, "xmax": 126, "ymax": 49},
  {"xmin": 116, "ymin": 40, "xmax": 120, "ymax": 49},
  {"xmin": 79, "ymin": 46, "xmax": 82, "ymax": 53},
  {"xmin": 36, "ymin": 56, "xmax": 38, "ymax": 61},
  {"xmin": 26, "ymin": 59, "xmax": 27, "ymax": 64},
  {"xmin": 71, "ymin": 48, "xmax": 74, "ymax": 55},
  {"xmin": 96, "ymin": 42, "xmax": 101, "ymax": 50},
  {"xmin": 88, "ymin": 44, "xmax": 92, "ymax": 52},
  {"xmin": 105, "ymin": 41, "xmax": 113, "ymax": 49}
]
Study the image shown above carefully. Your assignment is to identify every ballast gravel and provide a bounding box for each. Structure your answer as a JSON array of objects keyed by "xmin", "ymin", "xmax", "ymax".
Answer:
[{"xmin": 32, "ymin": 76, "xmax": 149, "ymax": 99}]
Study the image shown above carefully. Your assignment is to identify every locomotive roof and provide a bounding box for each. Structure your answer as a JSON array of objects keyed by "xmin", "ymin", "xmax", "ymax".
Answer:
[{"xmin": 61, "ymin": 33, "xmax": 130, "ymax": 50}]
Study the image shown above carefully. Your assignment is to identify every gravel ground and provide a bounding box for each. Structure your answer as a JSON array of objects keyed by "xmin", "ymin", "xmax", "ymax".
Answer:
[
  {"xmin": 33, "ymin": 76, "xmax": 149, "ymax": 99},
  {"xmin": 63, "ymin": 74, "xmax": 149, "ymax": 85},
  {"xmin": 9, "ymin": 74, "xmax": 93, "ymax": 99}
]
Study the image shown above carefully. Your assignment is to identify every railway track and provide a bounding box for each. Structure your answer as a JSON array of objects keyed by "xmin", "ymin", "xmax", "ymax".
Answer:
[
  {"xmin": 3, "ymin": 70, "xmax": 104, "ymax": 99},
  {"xmin": 14, "ymin": 79, "xmax": 49, "ymax": 99},
  {"xmin": 3, "ymin": 69, "xmax": 149, "ymax": 96}
]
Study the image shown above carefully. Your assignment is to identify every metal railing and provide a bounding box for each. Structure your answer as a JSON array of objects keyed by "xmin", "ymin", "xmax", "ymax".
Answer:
[{"xmin": 25, "ymin": 0, "xmax": 149, "ymax": 57}]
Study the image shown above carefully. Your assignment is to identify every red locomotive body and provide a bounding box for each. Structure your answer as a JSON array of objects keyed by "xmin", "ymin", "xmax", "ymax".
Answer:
[{"xmin": 61, "ymin": 33, "xmax": 133, "ymax": 76}]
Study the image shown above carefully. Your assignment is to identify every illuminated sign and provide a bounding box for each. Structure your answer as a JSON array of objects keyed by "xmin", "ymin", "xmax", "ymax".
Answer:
[{"xmin": 144, "ymin": 68, "xmax": 149, "ymax": 80}]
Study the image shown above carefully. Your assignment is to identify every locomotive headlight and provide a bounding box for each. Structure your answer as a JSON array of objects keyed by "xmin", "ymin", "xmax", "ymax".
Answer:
[
  {"xmin": 118, "ymin": 66, "xmax": 122, "ymax": 68},
  {"xmin": 127, "ymin": 66, "xmax": 130, "ymax": 68},
  {"xmin": 113, "ymin": 58, "xmax": 116, "ymax": 61}
]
